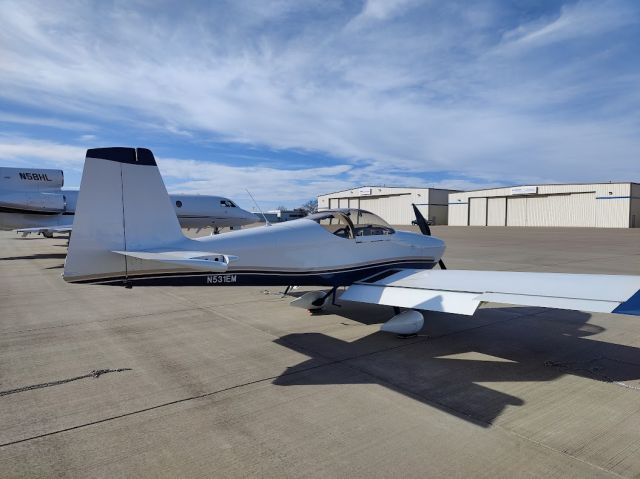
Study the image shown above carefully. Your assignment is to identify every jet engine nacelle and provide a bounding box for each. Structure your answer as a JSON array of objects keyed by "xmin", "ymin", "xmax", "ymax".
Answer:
[
  {"xmin": 0, "ymin": 191, "xmax": 66, "ymax": 213},
  {"xmin": 0, "ymin": 167, "xmax": 64, "ymax": 190}
]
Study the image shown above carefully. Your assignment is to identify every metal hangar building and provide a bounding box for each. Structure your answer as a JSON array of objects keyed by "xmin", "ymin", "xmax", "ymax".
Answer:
[
  {"xmin": 317, "ymin": 186, "xmax": 459, "ymax": 226},
  {"xmin": 448, "ymin": 183, "xmax": 640, "ymax": 228}
]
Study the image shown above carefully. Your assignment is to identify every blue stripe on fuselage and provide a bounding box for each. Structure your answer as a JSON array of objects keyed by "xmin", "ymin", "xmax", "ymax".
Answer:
[{"xmin": 80, "ymin": 260, "xmax": 437, "ymax": 287}]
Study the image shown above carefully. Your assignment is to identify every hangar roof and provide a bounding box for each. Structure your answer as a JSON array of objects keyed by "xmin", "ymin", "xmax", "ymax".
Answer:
[
  {"xmin": 448, "ymin": 181, "xmax": 639, "ymax": 195},
  {"xmin": 318, "ymin": 185, "xmax": 461, "ymax": 198}
]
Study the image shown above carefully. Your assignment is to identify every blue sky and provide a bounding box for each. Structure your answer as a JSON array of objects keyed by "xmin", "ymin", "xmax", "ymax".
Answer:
[{"xmin": 1, "ymin": 0, "xmax": 639, "ymax": 210}]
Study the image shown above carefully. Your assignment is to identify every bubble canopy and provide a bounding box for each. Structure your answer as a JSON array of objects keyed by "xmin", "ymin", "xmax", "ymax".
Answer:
[{"xmin": 306, "ymin": 209, "xmax": 395, "ymax": 239}]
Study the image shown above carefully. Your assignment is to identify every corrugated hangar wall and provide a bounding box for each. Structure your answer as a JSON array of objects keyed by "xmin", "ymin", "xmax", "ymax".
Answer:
[
  {"xmin": 448, "ymin": 183, "xmax": 639, "ymax": 228},
  {"xmin": 318, "ymin": 187, "xmax": 458, "ymax": 225}
]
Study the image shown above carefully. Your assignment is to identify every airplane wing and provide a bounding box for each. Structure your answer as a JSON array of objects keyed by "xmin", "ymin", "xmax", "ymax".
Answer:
[
  {"xmin": 16, "ymin": 225, "xmax": 73, "ymax": 235},
  {"xmin": 112, "ymin": 250, "xmax": 238, "ymax": 272},
  {"xmin": 340, "ymin": 269, "xmax": 640, "ymax": 317}
]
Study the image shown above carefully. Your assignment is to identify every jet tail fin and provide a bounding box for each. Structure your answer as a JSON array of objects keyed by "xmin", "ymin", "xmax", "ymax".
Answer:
[{"xmin": 63, "ymin": 147, "xmax": 187, "ymax": 283}]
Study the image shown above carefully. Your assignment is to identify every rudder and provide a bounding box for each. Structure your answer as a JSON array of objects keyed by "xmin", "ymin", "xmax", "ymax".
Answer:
[{"xmin": 64, "ymin": 147, "xmax": 185, "ymax": 283}]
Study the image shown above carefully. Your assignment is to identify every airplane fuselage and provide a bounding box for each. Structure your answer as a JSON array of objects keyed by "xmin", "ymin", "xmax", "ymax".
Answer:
[
  {"xmin": 79, "ymin": 218, "xmax": 445, "ymax": 287},
  {"xmin": 60, "ymin": 149, "xmax": 445, "ymax": 289},
  {"xmin": 0, "ymin": 188, "xmax": 256, "ymax": 231}
]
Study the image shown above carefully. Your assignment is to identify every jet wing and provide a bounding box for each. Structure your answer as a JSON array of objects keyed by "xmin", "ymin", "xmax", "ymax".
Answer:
[
  {"xmin": 340, "ymin": 269, "xmax": 640, "ymax": 316},
  {"xmin": 16, "ymin": 225, "xmax": 73, "ymax": 235},
  {"xmin": 112, "ymin": 250, "xmax": 238, "ymax": 272}
]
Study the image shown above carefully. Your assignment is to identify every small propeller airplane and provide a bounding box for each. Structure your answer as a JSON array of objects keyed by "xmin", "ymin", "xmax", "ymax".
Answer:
[{"xmin": 63, "ymin": 147, "xmax": 640, "ymax": 336}]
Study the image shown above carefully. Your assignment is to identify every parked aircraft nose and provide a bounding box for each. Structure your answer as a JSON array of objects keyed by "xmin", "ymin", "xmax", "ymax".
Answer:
[{"xmin": 240, "ymin": 208, "xmax": 258, "ymax": 224}]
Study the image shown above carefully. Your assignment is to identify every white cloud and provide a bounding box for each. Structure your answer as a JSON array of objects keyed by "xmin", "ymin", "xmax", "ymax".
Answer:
[
  {"xmin": 0, "ymin": 136, "xmax": 85, "ymax": 168},
  {"xmin": 0, "ymin": 131, "xmax": 510, "ymax": 210},
  {"xmin": 500, "ymin": 0, "xmax": 635, "ymax": 50},
  {"xmin": 0, "ymin": 112, "xmax": 94, "ymax": 131},
  {"xmin": 0, "ymin": 0, "xmax": 638, "ymax": 190},
  {"xmin": 348, "ymin": 0, "xmax": 420, "ymax": 26}
]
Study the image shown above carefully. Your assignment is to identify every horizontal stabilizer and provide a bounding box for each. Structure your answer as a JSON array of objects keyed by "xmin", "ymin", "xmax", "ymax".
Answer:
[
  {"xmin": 113, "ymin": 250, "xmax": 238, "ymax": 272},
  {"xmin": 341, "ymin": 269, "xmax": 640, "ymax": 317},
  {"xmin": 17, "ymin": 225, "xmax": 73, "ymax": 234}
]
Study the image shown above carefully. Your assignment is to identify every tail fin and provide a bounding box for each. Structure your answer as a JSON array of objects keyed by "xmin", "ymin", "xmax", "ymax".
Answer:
[{"xmin": 64, "ymin": 147, "xmax": 185, "ymax": 283}]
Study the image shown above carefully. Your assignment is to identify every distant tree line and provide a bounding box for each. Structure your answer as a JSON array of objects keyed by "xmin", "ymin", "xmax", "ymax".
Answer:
[
  {"xmin": 276, "ymin": 199, "xmax": 318, "ymax": 215},
  {"xmin": 299, "ymin": 199, "xmax": 318, "ymax": 214}
]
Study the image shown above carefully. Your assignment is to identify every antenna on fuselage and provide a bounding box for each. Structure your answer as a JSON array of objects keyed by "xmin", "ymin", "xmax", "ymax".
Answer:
[{"xmin": 246, "ymin": 189, "xmax": 271, "ymax": 226}]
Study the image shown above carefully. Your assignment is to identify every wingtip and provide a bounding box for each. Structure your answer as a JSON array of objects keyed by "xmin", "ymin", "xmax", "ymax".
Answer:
[{"xmin": 613, "ymin": 290, "xmax": 640, "ymax": 316}]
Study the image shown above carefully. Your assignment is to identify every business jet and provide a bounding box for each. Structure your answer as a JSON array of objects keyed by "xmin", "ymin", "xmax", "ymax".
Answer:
[
  {"xmin": 0, "ymin": 166, "xmax": 256, "ymax": 237},
  {"xmin": 62, "ymin": 148, "xmax": 640, "ymax": 336}
]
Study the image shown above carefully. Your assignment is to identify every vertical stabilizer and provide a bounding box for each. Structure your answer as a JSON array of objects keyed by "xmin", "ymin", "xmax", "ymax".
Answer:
[{"xmin": 64, "ymin": 147, "xmax": 185, "ymax": 283}]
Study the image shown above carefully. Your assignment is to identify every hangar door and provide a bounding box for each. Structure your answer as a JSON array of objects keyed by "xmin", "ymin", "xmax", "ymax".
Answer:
[
  {"xmin": 358, "ymin": 197, "xmax": 378, "ymax": 213},
  {"xmin": 507, "ymin": 193, "xmax": 596, "ymax": 227},
  {"xmin": 469, "ymin": 197, "xmax": 487, "ymax": 226},
  {"xmin": 487, "ymin": 197, "xmax": 506, "ymax": 226},
  {"xmin": 506, "ymin": 197, "xmax": 527, "ymax": 226},
  {"xmin": 331, "ymin": 197, "xmax": 364, "ymax": 210},
  {"xmin": 528, "ymin": 193, "xmax": 596, "ymax": 227}
]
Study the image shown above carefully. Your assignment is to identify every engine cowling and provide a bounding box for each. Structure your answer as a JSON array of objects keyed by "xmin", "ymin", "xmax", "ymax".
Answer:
[
  {"xmin": 0, "ymin": 167, "xmax": 64, "ymax": 190},
  {"xmin": 0, "ymin": 191, "xmax": 65, "ymax": 213}
]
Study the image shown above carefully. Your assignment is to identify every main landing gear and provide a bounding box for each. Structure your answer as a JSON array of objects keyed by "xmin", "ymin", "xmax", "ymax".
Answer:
[
  {"xmin": 289, "ymin": 287, "xmax": 425, "ymax": 337},
  {"xmin": 289, "ymin": 286, "xmax": 340, "ymax": 312}
]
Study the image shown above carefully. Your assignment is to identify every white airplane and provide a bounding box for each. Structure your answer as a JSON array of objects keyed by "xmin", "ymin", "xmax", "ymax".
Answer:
[
  {"xmin": 63, "ymin": 148, "xmax": 640, "ymax": 336},
  {"xmin": 0, "ymin": 166, "xmax": 256, "ymax": 237}
]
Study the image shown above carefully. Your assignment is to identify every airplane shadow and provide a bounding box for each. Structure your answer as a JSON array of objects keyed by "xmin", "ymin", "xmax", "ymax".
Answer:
[
  {"xmin": 273, "ymin": 294, "xmax": 640, "ymax": 427},
  {"xmin": 0, "ymin": 253, "xmax": 67, "ymax": 261}
]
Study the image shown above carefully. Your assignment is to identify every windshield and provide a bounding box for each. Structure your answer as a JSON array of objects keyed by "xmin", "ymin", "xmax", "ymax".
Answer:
[
  {"xmin": 347, "ymin": 209, "xmax": 394, "ymax": 237},
  {"xmin": 307, "ymin": 211, "xmax": 354, "ymax": 238},
  {"xmin": 220, "ymin": 199, "xmax": 237, "ymax": 207},
  {"xmin": 307, "ymin": 209, "xmax": 394, "ymax": 239}
]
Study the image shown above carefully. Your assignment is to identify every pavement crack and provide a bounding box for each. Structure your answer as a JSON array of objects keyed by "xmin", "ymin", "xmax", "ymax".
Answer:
[
  {"xmin": 0, "ymin": 363, "xmax": 331, "ymax": 449},
  {"xmin": 544, "ymin": 357, "xmax": 640, "ymax": 391},
  {"xmin": 0, "ymin": 368, "xmax": 132, "ymax": 398},
  {"xmin": 0, "ymin": 336, "xmax": 453, "ymax": 449}
]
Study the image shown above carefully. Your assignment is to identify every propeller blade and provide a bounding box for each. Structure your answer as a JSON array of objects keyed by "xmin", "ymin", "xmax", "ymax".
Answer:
[
  {"xmin": 411, "ymin": 204, "xmax": 446, "ymax": 269},
  {"xmin": 411, "ymin": 203, "xmax": 431, "ymax": 236}
]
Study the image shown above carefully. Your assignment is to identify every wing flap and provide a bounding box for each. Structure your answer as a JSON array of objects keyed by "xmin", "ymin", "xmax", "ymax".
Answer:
[
  {"xmin": 112, "ymin": 250, "xmax": 238, "ymax": 272},
  {"xmin": 340, "ymin": 269, "xmax": 640, "ymax": 316},
  {"xmin": 342, "ymin": 284, "xmax": 480, "ymax": 315},
  {"xmin": 475, "ymin": 292, "xmax": 620, "ymax": 314}
]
